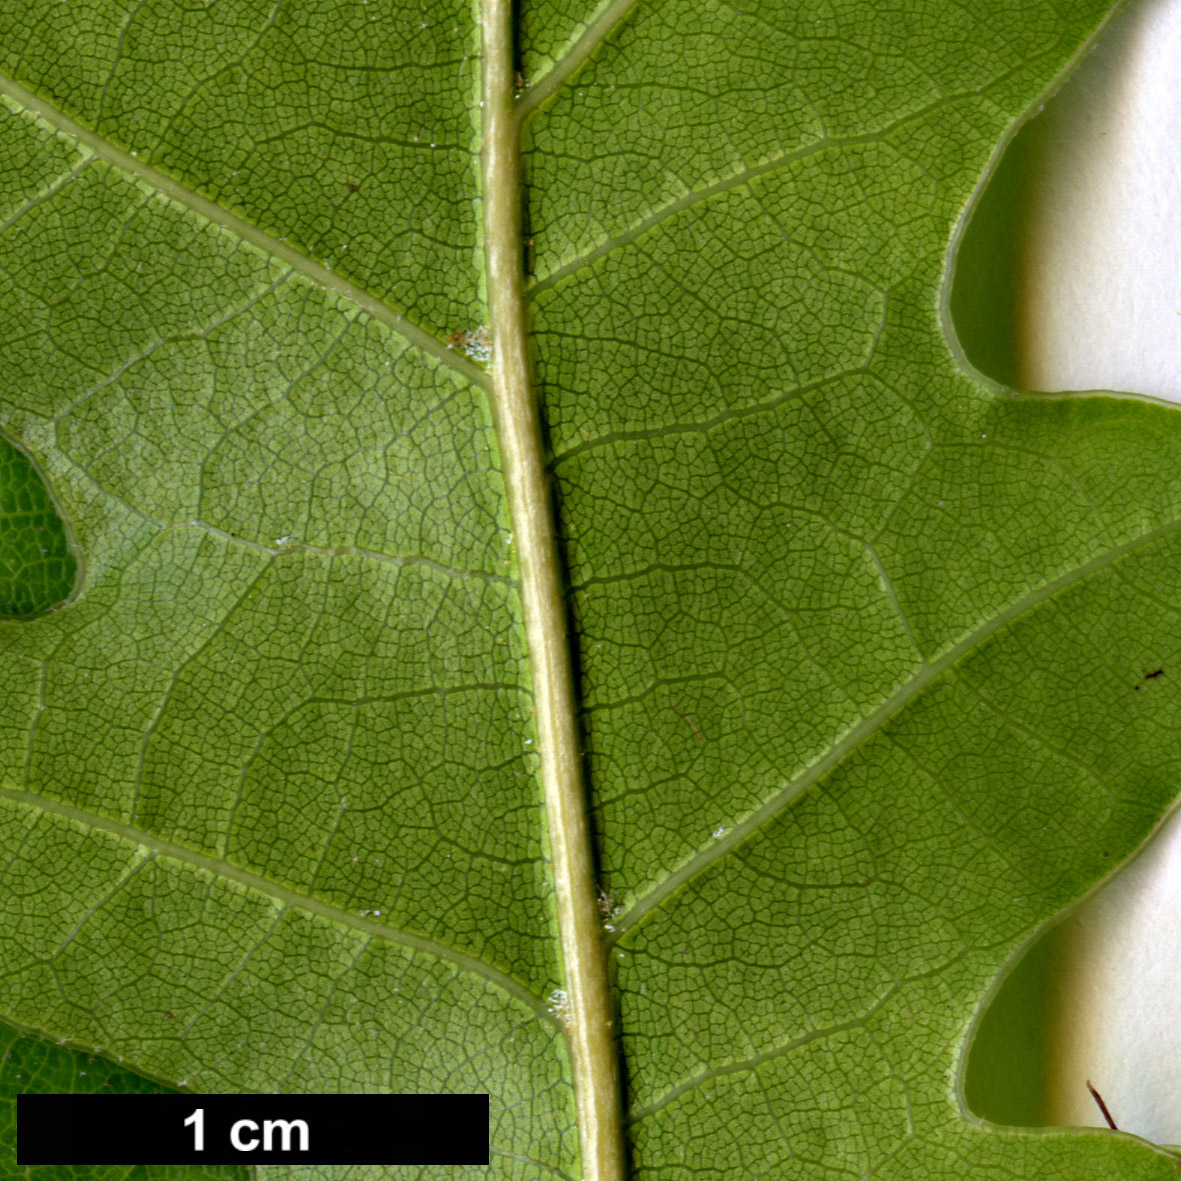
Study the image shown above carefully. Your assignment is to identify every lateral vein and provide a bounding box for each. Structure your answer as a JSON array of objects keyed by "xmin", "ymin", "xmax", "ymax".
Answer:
[
  {"xmin": 0, "ymin": 71, "xmax": 489, "ymax": 390},
  {"xmin": 517, "ymin": 0, "xmax": 643, "ymax": 119},
  {"xmin": 0, "ymin": 783, "xmax": 553, "ymax": 1021},
  {"xmin": 612, "ymin": 510, "xmax": 1181, "ymax": 937}
]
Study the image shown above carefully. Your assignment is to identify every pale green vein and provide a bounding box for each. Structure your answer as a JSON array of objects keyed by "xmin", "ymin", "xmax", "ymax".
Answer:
[
  {"xmin": 865, "ymin": 541, "xmax": 923, "ymax": 658},
  {"xmin": 0, "ymin": 70, "xmax": 489, "ymax": 391},
  {"xmin": 517, "ymin": 0, "xmax": 644, "ymax": 119},
  {"xmin": 611, "ymin": 510, "xmax": 1181, "ymax": 939},
  {"xmin": 550, "ymin": 372, "xmax": 850, "ymax": 465},
  {"xmin": 171, "ymin": 520, "xmax": 517, "ymax": 586},
  {"xmin": 178, "ymin": 908, "xmax": 288, "ymax": 1041},
  {"xmin": 52, "ymin": 265, "xmax": 300, "ymax": 424},
  {"xmin": 527, "ymin": 56, "xmax": 1067, "ymax": 299},
  {"xmin": 629, "ymin": 992, "xmax": 896, "ymax": 1124},
  {"xmin": 0, "ymin": 144, "xmax": 92, "ymax": 235},
  {"xmin": 490, "ymin": 1144, "xmax": 578, "ymax": 1179},
  {"xmin": 484, "ymin": 0, "xmax": 627, "ymax": 1174},
  {"xmin": 50, "ymin": 849, "xmax": 152, "ymax": 958},
  {"xmin": 275, "ymin": 936, "xmax": 375, "ymax": 1088},
  {"xmin": 0, "ymin": 783, "xmax": 555, "ymax": 1024},
  {"xmin": 528, "ymin": 137, "xmax": 843, "ymax": 299}
]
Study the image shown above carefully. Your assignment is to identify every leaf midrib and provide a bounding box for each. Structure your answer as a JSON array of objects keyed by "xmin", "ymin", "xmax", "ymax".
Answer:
[{"xmin": 483, "ymin": 2, "xmax": 627, "ymax": 1174}]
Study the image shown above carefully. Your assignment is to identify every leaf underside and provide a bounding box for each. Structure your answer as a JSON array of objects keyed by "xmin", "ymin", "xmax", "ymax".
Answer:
[
  {"xmin": 0, "ymin": 1023, "xmax": 245, "ymax": 1181},
  {"xmin": 0, "ymin": 1, "xmax": 1178, "ymax": 1179}
]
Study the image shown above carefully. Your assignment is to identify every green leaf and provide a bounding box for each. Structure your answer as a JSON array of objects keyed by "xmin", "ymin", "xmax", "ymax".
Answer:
[
  {"xmin": 0, "ymin": 1021, "xmax": 246, "ymax": 1181},
  {"xmin": 0, "ymin": 1, "xmax": 1177, "ymax": 1179},
  {"xmin": 0, "ymin": 436, "xmax": 75, "ymax": 618}
]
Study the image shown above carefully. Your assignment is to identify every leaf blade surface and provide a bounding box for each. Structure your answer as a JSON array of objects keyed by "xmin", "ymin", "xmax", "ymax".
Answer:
[{"xmin": 0, "ymin": 2, "xmax": 1178, "ymax": 1179}]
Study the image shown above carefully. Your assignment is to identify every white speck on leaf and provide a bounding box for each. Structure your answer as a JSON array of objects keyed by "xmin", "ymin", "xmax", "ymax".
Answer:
[{"xmin": 547, "ymin": 989, "xmax": 570, "ymax": 1022}]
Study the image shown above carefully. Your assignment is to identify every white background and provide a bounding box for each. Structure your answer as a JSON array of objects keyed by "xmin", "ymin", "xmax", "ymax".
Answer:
[{"xmin": 994, "ymin": 0, "xmax": 1181, "ymax": 1142}]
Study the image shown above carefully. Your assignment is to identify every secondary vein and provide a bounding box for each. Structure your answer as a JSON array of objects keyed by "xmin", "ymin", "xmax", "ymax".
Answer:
[
  {"xmin": 516, "ymin": 0, "xmax": 644, "ymax": 119},
  {"xmin": 0, "ymin": 71, "xmax": 489, "ymax": 390},
  {"xmin": 0, "ymin": 782, "xmax": 554, "ymax": 1022},
  {"xmin": 612, "ymin": 508, "xmax": 1181, "ymax": 938}
]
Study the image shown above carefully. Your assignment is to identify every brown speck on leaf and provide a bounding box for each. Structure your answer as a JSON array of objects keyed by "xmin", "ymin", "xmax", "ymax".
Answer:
[
  {"xmin": 1145, "ymin": 668, "xmax": 1165, "ymax": 679},
  {"xmin": 661, "ymin": 694, "xmax": 705, "ymax": 745},
  {"xmin": 444, "ymin": 325, "xmax": 492, "ymax": 362}
]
